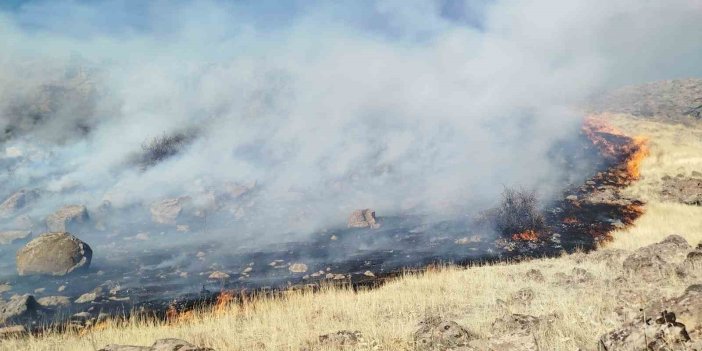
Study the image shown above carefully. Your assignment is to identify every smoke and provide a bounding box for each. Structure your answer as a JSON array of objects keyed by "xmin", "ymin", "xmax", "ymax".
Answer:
[{"xmin": 0, "ymin": 0, "xmax": 701, "ymax": 240}]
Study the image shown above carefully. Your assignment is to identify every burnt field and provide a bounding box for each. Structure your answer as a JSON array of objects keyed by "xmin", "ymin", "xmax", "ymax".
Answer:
[{"xmin": 0, "ymin": 117, "xmax": 649, "ymax": 333}]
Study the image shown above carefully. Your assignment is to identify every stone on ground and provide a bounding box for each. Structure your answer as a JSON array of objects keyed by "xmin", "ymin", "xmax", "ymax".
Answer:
[
  {"xmin": 46, "ymin": 205, "xmax": 89, "ymax": 232},
  {"xmin": 347, "ymin": 209, "xmax": 380, "ymax": 229}
]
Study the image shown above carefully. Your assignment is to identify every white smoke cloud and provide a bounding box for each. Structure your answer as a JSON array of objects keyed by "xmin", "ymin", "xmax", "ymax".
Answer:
[{"xmin": 0, "ymin": 0, "xmax": 700, "ymax": 237}]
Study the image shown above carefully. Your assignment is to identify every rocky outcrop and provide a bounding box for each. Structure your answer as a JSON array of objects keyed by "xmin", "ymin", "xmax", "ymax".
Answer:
[
  {"xmin": 16, "ymin": 232, "xmax": 92, "ymax": 276},
  {"xmin": 98, "ymin": 338, "xmax": 214, "ymax": 351},
  {"xmin": 46, "ymin": 205, "xmax": 89, "ymax": 232},
  {"xmin": 347, "ymin": 209, "xmax": 380, "ymax": 229}
]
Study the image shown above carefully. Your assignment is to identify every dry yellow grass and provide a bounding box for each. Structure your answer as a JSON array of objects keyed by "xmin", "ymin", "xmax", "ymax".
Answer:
[{"xmin": 4, "ymin": 114, "xmax": 700, "ymax": 351}]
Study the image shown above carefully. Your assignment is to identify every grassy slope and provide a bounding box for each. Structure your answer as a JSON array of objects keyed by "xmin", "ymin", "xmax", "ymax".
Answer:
[{"xmin": 5, "ymin": 113, "xmax": 702, "ymax": 351}]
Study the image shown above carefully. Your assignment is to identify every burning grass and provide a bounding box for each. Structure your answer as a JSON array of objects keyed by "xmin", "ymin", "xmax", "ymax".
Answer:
[
  {"xmin": 583, "ymin": 115, "xmax": 650, "ymax": 182},
  {"xmin": 5, "ymin": 114, "xmax": 700, "ymax": 350}
]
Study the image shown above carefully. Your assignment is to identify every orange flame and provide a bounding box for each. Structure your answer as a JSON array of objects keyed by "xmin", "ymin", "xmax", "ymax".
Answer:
[
  {"xmin": 511, "ymin": 230, "xmax": 539, "ymax": 241},
  {"xmin": 214, "ymin": 291, "xmax": 234, "ymax": 315},
  {"xmin": 583, "ymin": 115, "xmax": 649, "ymax": 181},
  {"xmin": 562, "ymin": 217, "xmax": 578, "ymax": 224},
  {"xmin": 625, "ymin": 136, "xmax": 649, "ymax": 180}
]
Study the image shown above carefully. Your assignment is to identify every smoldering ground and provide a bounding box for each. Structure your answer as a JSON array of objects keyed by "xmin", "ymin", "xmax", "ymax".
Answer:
[{"xmin": 0, "ymin": 0, "xmax": 701, "ymax": 283}]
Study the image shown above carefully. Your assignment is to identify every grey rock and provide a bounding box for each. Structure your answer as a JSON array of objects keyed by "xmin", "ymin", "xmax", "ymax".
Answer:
[
  {"xmin": 16, "ymin": 232, "xmax": 92, "ymax": 276},
  {"xmin": 0, "ymin": 190, "xmax": 39, "ymax": 218},
  {"xmin": 37, "ymin": 295, "xmax": 71, "ymax": 307},
  {"xmin": 0, "ymin": 295, "xmax": 39, "ymax": 324},
  {"xmin": 150, "ymin": 198, "xmax": 189, "ymax": 225},
  {"xmin": 347, "ymin": 209, "xmax": 380, "ymax": 229},
  {"xmin": 0, "ymin": 231, "xmax": 31, "ymax": 245}
]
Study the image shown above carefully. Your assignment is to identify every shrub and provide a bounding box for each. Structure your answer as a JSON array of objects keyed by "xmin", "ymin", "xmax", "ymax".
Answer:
[
  {"xmin": 493, "ymin": 187, "xmax": 545, "ymax": 236},
  {"xmin": 134, "ymin": 131, "xmax": 194, "ymax": 170}
]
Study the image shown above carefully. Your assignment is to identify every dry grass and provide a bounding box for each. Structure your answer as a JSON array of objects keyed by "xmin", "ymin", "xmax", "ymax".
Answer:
[{"xmin": 4, "ymin": 114, "xmax": 701, "ymax": 351}]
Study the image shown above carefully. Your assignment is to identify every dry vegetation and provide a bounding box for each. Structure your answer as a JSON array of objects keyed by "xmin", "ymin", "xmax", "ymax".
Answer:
[{"xmin": 4, "ymin": 113, "xmax": 701, "ymax": 350}]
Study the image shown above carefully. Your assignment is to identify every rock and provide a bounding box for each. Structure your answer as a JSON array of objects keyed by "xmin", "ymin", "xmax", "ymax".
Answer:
[
  {"xmin": 414, "ymin": 316, "xmax": 477, "ymax": 351},
  {"xmin": 289, "ymin": 263, "xmax": 308, "ymax": 273},
  {"xmin": 642, "ymin": 235, "xmax": 692, "ymax": 262},
  {"xmin": 0, "ymin": 284, "xmax": 11, "ymax": 293},
  {"xmin": 0, "ymin": 295, "xmax": 39, "ymax": 324},
  {"xmin": 622, "ymin": 251, "xmax": 673, "ymax": 282},
  {"xmin": 0, "ymin": 190, "xmax": 39, "ymax": 217},
  {"xmin": 37, "ymin": 295, "xmax": 71, "ymax": 307},
  {"xmin": 150, "ymin": 198, "xmax": 186, "ymax": 225},
  {"xmin": 524, "ymin": 269, "xmax": 545, "ymax": 282},
  {"xmin": 660, "ymin": 176, "xmax": 702, "ymax": 205},
  {"xmin": 565, "ymin": 195, "xmax": 578, "ymax": 201},
  {"xmin": 347, "ymin": 209, "xmax": 380, "ymax": 229},
  {"xmin": 16, "ymin": 232, "xmax": 92, "ymax": 276},
  {"xmin": 363, "ymin": 270, "xmax": 375, "ymax": 277},
  {"xmin": 0, "ymin": 325, "xmax": 27, "ymax": 339},
  {"xmin": 677, "ymin": 249, "xmax": 702, "ymax": 278},
  {"xmin": 621, "ymin": 235, "xmax": 691, "ymax": 281},
  {"xmin": 46, "ymin": 205, "xmax": 89, "ymax": 232},
  {"xmin": 99, "ymin": 338, "xmax": 214, "ymax": 351},
  {"xmin": 208, "ymin": 271, "xmax": 230, "ymax": 280},
  {"xmin": 318, "ymin": 330, "xmax": 363, "ymax": 347},
  {"xmin": 0, "ymin": 231, "xmax": 31, "ymax": 245},
  {"xmin": 74, "ymin": 293, "xmax": 97, "ymax": 304}
]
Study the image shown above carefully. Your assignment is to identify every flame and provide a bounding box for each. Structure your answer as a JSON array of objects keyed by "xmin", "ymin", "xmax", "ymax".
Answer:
[
  {"xmin": 562, "ymin": 217, "xmax": 578, "ymax": 224},
  {"xmin": 583, "ymin": 115, "xmax": 649, "ymax": 181},
  {"xmin": 625, "ymin": 136, "xmax": 649, "ymax": 180},
  {"xmin": 511, "ymin": 230, "xmax": 539, "ymax": 241},
  {"xmin": 214, "ymin": 291, "xmax": 235, "ymax": 315}
]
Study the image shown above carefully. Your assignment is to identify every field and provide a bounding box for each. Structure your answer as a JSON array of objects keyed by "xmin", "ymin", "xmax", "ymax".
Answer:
[{"xmin": 4, "ymin": 113, "xmax": 702, "ymax": 350}]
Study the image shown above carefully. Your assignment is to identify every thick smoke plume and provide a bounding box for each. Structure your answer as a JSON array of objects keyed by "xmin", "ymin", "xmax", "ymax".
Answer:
[{"xmin": 0, "ymin": 0, "xmax": 701, "ymax": 242}]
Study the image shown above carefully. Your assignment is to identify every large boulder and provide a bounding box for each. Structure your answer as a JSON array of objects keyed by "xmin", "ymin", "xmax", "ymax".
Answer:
[
  {"xmin": 0, "ymin": 190, "xmax": 39, "ymax": 218},
  {"xmin": 46, "ymin": 205, "xmax": 89, "ymax": 232},
  {"xmin": 347, "ymin": 209, "xmax": 380, "ymax": 229},
  {"xmin": 98, "ymin": 338, "xmax": 214, "ymax": 351},
  {"xmin": 16, "ymin": 232, "xmax": 92, "ymax": 276}
]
